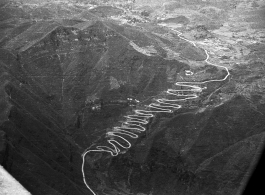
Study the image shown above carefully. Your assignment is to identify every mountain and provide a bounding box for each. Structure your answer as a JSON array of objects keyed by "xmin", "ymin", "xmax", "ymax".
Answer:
[{"xmin": 0, "ymin": 0, "xmax": 265, "ymax": 195}]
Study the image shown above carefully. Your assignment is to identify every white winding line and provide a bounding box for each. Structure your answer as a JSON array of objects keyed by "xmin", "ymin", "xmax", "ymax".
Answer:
[
  {"xmin": 171, "ymin": 28, "xmax": 230, "ymax": 84},
  {"xmin": 81, "ymin": 150, "xmax": 100, "ymax": 195},
  {"xmin": 81, "ymin": 26, "xmax": 231, "ymax": 195}
]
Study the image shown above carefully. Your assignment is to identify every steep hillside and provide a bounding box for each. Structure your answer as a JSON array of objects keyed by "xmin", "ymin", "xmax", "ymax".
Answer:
[{"xmin": 0, "ymin": 1, "xmax": 264, "ymax": 195}]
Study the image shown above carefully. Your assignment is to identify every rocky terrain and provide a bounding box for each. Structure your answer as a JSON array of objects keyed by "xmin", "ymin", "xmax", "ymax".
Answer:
[{"xmin": 0, "ymin": 0, "xmax": 264, "ymax": 195}]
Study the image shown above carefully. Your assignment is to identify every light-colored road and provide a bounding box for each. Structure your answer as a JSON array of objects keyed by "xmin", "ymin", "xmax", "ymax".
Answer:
[
  {"xmin": 171, "ymin": 28, "xmax": 230, "ymax": 85},
  {"xmin": 81, "ymin": 19, "xmax": 231, "ymax": 195}
]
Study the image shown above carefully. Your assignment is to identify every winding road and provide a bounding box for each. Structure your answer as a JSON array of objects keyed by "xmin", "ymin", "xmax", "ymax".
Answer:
[{"xmin": 81, "ymin": 19, "xmax": 231, "ymax": 195}]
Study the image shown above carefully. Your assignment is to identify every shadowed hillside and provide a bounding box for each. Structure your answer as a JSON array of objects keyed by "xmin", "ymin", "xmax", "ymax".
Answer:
[{"xmin": 0, "ymin": 1, "xmax": 265, "ymax": 195}]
